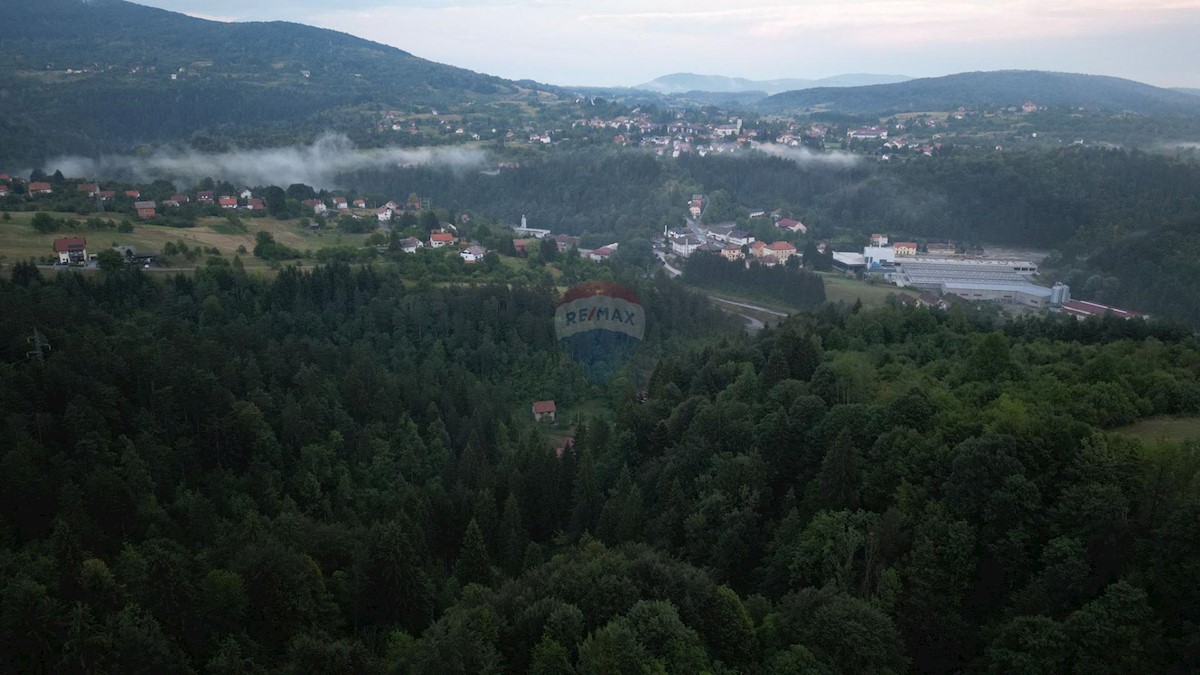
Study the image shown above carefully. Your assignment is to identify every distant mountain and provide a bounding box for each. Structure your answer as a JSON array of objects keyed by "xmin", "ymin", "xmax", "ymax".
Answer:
[
  {"xmin": 759, "ymin": 70, "xmax": 1200, "ymax": 115},
  {"xmin": 635, "ymin": 72, "xmax": 910, "ymax": 96},
  {"xmin": 0, "ymin": 0, "xmax": 560, "ymax": 166},
  {"xmin": 1175, "ymin": 88, "xmax": 1200, "ymax": 98}
]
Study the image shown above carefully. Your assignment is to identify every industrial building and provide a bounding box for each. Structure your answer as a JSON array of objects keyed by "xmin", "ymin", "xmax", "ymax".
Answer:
[
  {"xmin": 893, "ymin": 257, "xmax": 1039, "ymax": 290},
  {"xmin": 941, "ymin": 282, "xmax": 1054, "ymax": 309}
]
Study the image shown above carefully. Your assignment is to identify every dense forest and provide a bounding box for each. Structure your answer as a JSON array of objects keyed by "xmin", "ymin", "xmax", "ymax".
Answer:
[
  {"xmin": 682, "ymin": 252, "xmax": 828, "ymax": 309},
  {"xmin": 2, "ymin": 261, "xmax": 1199, "ymax": 672}
]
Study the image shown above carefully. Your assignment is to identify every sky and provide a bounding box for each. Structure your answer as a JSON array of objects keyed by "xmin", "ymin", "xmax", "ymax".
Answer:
[{"xmin": 133, "ymin": 0, "xmax": 1200, "ymax": 88}]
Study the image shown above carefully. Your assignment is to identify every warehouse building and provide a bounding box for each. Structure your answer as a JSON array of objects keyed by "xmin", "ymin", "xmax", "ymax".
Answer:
[{"xmin": 941, "ymin": 282, "xmax": 1054, "ymax": 309}]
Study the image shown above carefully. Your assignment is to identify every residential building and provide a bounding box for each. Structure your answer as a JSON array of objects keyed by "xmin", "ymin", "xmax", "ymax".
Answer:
[
  {"xmin": 776, "ymin": 218, "xmax": 807, "ymax": 233},
  {"xmin": 197, "ymin": 191, "xmax": 215, "ymax": 203},
  {"xmin": 532, "ymin": 400, "xmax": 557, "ymax": 422},
  {"xmin": 765, "ymin": 241, "xmax": 797, "ymax": 263},
  {"xmin": 134, "ymin": 201, "xmax": 157, "ymax": 219},
  {"xmin": 28, "ymin": 181, "xmax": 53, "ymax": 194},
  {"xmin": 721, "ymin": 243, "xmax": 744, "ymax": 261},
  {"xmin": 398, "ymin": 237, "xmax": 422, "ymax": 253},
  {"xmin": 77, "ymin": 183, "xmax": 99, "ymax": 197},
  {"xmin": 54, "ymin": 236, "xmax": 88, "ymax": 264},
  {"xmin": 460, "ymin": 245, "xmax": 488, "ymax": 263},
  {"xmin": 246, "ymin": 198, "xmax": 265, "ymax": 211},
  {"xmin": 219, "ymin": 196, "xmax": 238, "ymax": 209},
  {"xmin": 869, "ymin": 233, "xmax": 889, "ymax": 246},
  {"xmin": 893, "ymin": 242, "xmax": 918, "ymax": 256},
  {"xmin": 353, "ymin": 199, "xmax": 367, "ymax": 209},
  {"xmin": 429, "ymin": 232, "xmax": 454, "ymax": 248}
]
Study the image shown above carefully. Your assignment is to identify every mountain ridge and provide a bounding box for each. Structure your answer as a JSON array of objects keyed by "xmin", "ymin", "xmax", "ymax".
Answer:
[
  {"xmin": 635, "ymin": 72, "xmax": 911, "ymax": 95},
  {"xmin": 0, "ymin": 0, "xmax": 558, "ymax": 166},
  {"xmin": 758, "ymin": 70, "xmax": 1200, "ymax": 115}
]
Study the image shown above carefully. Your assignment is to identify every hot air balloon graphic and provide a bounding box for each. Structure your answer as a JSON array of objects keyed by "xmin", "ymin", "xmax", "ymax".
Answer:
[{"xmin": 554, "ymin": 281, "xmax": 644, "ymax": 383}]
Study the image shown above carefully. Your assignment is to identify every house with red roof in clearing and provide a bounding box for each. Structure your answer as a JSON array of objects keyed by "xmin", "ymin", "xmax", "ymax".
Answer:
[
  {"xmin": 532, "ymin": 400, "xmax": 557, "ymax": 422},
  {"xmin": 54, "ymin": 236, "xmax": 88, "ymax": 264},
  {"xmin": 246, "ymin": 198, "xmax": 265, "ymax": 211},
  {"xmin": 353, "ymin": 199, "xmax": 367, "ymax": 209},
  {"xmin": 28, "ymin": 181, "xmax": 53, "ymax": 194},
  {"xmin": 77, "ymin": 183, "xmax": 99, "ymax": 197},
  {"xmin": 776, "ymin": 218, "xmax": 807, "ymax": 234},
  {"xmin": 125, "ymin": 190, "xmax": 140, "ymax": 198},
  {"xmin": 135, "ymin": 201, "xmax": 157, "ymax": 219},
  {"xmin": 219, "ymin": 196, "xmax": 238, "ymax": 209},
  {"xmin": 429, "ymin": 232, "xmax": 455, "ymax": 248}
]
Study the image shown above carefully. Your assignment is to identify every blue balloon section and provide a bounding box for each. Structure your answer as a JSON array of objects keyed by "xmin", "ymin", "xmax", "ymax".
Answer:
[{"xmin": 555, "ymin": 282, "xmax": 645, "ymax": 383}]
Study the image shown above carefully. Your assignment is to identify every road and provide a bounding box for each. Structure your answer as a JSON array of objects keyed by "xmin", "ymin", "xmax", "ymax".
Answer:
[
  {"xmin": 706, "ymin": 295, "xmax": 788, "ymax": 317},
  {"xmin": 706, "ymin": 295, "xmax": 789, "ymax": 333}
]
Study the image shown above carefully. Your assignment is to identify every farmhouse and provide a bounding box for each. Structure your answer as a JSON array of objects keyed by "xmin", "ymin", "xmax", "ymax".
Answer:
[
  {"xmin": 776, "ymin": 218, "xmax": 807, "ymax": 233},
  {"xmin": 134, "ymin": 200, "xmax": 157, "ymax": 219},
  {"xmin": 54, "ymin": 236, "xmax": 88, "ymax": 264},
  {"xmin": 28, "ymin": 182, "xmax": 53, "ymax": 194},
  {"xmin": 532, "ymin": 400, "xmax": 557, "ymax": 422},
  {"xmin": 429, "ymin": 232, "xmax": 455, "ymax": 248},
  {"xmin": 460, "ymin": 245, "xmax": 488, "ymax": 263},
  {"xmin": 219, "ymin": 196, "xmax": 238, "ymax": 209}
]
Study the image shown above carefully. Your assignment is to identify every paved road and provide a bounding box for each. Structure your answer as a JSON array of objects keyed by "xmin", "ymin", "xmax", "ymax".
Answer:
[{"xmin": 707, "ymin": 295, "xmax": 788, "ymax": 317}]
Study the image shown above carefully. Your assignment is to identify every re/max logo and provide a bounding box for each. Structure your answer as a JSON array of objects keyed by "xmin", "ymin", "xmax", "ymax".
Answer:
[{"xmin": 564, "ymin": 306, "xmax": 637, "ymax": 327}]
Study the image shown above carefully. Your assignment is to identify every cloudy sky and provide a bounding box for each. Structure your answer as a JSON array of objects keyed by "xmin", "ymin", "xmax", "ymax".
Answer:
[{"xmin": 135, "ymin": 0, "xmax": 1200, "ymax": 88}]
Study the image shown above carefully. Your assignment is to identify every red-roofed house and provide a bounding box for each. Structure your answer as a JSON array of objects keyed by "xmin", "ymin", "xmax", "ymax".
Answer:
[
  {"xmin": 98, "ymin": 191, "xmax": 116, "ymax": 201},
  {"xmin": 28, "ymin": 182, "xmax": 53, "ymax": 194},
  {"xmin": 429, "ymin": 232, "xmax": 454, "ymax": 248},
  {"xmin": 77, "ymin": 183, "xmax": 99, "ymax": 196},
  {"xmin": 169, "ymin": 194, "xmax": 189, "ymax": 205},
  {"xmin": 870, "ymin": 233, "xmax": 888, "ymax": 246},
  {"xmin": 532, "ymin": 400, "xmax": 557, "ymax": 422},
  {"xmin": 353, "ymin": 199, "xmax": 367, "ymax": 209},
  {"xmin": 125, "ymin": 190, "xmax": 140, "ymax": 198},
  {"xmin": 721, "ymin": 242, "xmax": 745, "ymax": 261},
  {"xmin": 54, "ymin": 236, "xmax": 88, "ymax": 264},
  {"xmin": 332, "ymin": 196, "xmax": 348, "ymax": 210},
  {"xmin": 219, "ymin": 196, "xmax": 238, "ymax": 209},
  {"xmin": 766, "ymin": 240, "xmax": 797, "ymax": 263},
  {"xmin": 776, "ymin": 218, "xmax": 807, "ymax": 233},
  {"xmin": 245, "ymin": 198, "xmax": 265, "ymax": 211},
  {"xmin": 134, "ymin": 200, "xmax": 157, "ymax": 218}
]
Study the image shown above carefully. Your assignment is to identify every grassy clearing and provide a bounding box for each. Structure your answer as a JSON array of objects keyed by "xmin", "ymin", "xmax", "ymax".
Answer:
[
  {"xmin": 1114, "ymin": 416, "xmax": 1200, "ymax": 443},
  {"xmin": 0, "ymin": 212, "xmax": 371, "ymax": 269},
  {"xmin": 819, "ymin": 273, "xmax": 908, "ymax": 307}
]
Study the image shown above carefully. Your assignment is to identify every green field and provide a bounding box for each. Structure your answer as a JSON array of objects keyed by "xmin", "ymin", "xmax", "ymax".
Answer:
[
  {"xmin": 1114, "ymin": 416, "xmax": 1200, "ymax": 443},
  {"xmin": 818, "ymin": 272, "xmax": 909, "ymax": 307},
  {"xmin": 0, "ymin": 211, "xmax": 372, "ymax": 270}
]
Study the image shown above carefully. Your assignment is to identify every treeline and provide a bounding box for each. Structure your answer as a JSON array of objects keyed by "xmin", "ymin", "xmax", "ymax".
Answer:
[
  {"xmin": 683, "ymin": 252, "xmax": 827, "ymax": 308},
  {"xmin": 1051, "ymin": 218, "xmax": 1200, "ymax": 326},
  {"xmin": 4, "ymin": 260, "xmax": 1198, "ymax": 671}
]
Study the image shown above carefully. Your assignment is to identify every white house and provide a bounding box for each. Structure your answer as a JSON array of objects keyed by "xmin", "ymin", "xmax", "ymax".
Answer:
[{"xmin": 460, "ymin": 244, "xmax": 488, "ymax": 263}]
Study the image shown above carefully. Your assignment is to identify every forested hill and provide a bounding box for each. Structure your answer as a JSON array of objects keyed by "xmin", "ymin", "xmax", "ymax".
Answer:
[
  {"xmin": 0, "ymin": 0, "xmax": 556, "ymax": 165},
  {"xmin": 3, "ymin": 263, "xmax": 1200, "ymax": 672},
  {"xmin": 759, "ymin": 70, "xmax": 1200, "ymax": 115}
]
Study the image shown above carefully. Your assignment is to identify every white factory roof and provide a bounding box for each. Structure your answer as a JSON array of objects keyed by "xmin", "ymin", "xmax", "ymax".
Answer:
[
  {"xmin": 832, "ymin": 252, "xmax": 866, "ymax": 266},
  {"xmin": 942, "ymin": 282, "xmax": 1052, "ymax": 297}
]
